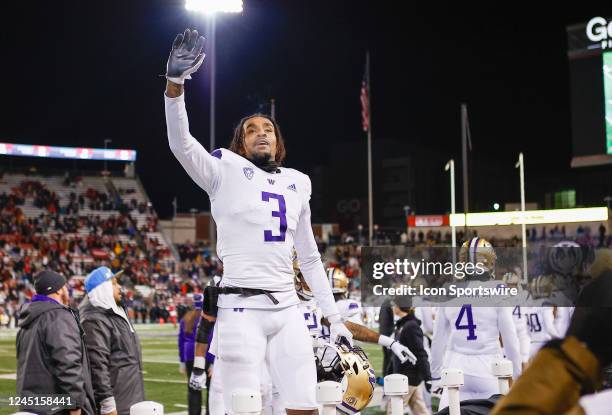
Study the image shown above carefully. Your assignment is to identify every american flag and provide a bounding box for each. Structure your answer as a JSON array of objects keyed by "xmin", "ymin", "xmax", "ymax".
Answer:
[{"xmin": 360, "ymin": 55, "xmax": 370, "ymax": 133}]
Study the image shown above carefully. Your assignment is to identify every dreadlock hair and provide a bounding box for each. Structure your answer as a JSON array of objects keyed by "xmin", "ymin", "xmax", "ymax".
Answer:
[{"xmin": 228, "ymin": 113, "xmax": 286, "ymax": 165}]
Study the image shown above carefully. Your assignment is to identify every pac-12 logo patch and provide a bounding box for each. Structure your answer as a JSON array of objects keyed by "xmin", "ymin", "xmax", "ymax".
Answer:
[{"xmin": 243, "ymin": 167, "xmax": 254, "ymax": 180}]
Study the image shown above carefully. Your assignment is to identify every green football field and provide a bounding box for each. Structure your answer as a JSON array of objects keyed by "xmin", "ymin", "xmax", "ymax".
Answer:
[{"xmin": 0, "ymin": 325, "xmax": 386, "ymax": 415}]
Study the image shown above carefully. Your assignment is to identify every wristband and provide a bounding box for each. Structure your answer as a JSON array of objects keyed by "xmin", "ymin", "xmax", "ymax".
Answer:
[
  {"xmin": 167, "ymin": 76, "xmax": 184, "ymax": 85},
  {"xmin": 194, "ymin": 356, "xmax": 206, "ymax": 370},
  {"xmin": 100, "ymin": 397, "xmax": 116, "ymax": 414},
  {"xmin": 378, "ymin": 335, "xmax": 394, "ymax": 348}
]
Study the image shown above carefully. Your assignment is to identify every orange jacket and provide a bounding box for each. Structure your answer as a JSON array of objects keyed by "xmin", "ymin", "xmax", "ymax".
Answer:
[{"xmin": 491, "ymin": 336, "xmax": 601, "ymax": 415}]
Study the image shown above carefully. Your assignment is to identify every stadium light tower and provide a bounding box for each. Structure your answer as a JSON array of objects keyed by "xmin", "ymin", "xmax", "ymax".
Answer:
[
  {"xmin": 185, "ymin": 0, "xmax": 243, "ymax": 152},
  {"xmin": 445, "ymin": 159, "xmax": 456, "ymax": 249},
  {"xmin": 515, "ymin": 152, "xmax": 528, "ymax": 281}
]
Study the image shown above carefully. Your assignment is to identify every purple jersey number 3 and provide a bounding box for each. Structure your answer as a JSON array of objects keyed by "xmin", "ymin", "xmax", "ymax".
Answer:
[{"xmin": 262, "ymin": 191, "xmax": 287, "ymax": 242}]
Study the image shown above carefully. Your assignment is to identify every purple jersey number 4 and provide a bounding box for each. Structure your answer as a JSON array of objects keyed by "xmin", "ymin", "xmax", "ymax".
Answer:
[
  {"xmin": 455, "ymin": 304, "xmax": 477, "ymax": 340},
  {"xmin": 262, "ymin": 191, "xmax": 287, "ymax": 242}
]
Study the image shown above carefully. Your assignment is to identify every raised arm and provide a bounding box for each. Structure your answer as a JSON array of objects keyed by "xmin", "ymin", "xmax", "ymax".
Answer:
[{"xmin": 164, "ymin": 29, "xmax": 221, "ymax": 196}]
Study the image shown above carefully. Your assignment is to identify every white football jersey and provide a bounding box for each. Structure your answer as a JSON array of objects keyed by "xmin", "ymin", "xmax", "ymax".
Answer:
[
  {"xmin": 554, "ymin": 307, "xmax": 573, "ymax": 337},
  {"xmin": 166, "ymin": 94, "xmax": 338, "ymax": 316},
  {"xmin": 525, "ymin": 307, "xmax": 560, "ymax": 343},
  {"xmin": 431, "ymin": 306, "xmax": 522, "ymax": 379},
  {"xmin": 297, "ymin": 298, "xmax": 324, "ymax": 342},
  {"xmin": 335, "ymin": 298, "xmax": 364, "ymax": 325}
]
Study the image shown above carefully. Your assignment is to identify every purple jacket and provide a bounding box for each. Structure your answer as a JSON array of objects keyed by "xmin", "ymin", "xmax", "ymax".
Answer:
[{"xmin": 178, "ymin": 314, "xmax": 201, "ymax": 363}]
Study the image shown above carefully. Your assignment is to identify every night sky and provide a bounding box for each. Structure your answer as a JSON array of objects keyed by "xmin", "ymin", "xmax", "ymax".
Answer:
[{"xmin": 0, "ymin": 1, "xmax": 607, "ymax": 222}]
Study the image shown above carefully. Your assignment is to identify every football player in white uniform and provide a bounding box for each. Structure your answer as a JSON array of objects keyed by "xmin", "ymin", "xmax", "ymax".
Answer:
[
  {"xmin": 327, "ymin": 267, "xmax": 365, "ymax": 324},
  {"xmin": 165, "ymin": 29, "xmax": 353, "ymax": 414},
  {"xmin": 502, "ymin": 272, "xmax": 531, "ymax": 367},
  {"xmin": 430, "ymin": 238, "xmax": 522, "ymax": 410},
  {"xmin": 524, "ymin": 305, "xmax": 561, "ymax": 358},
  {"xmin": 275, "ymin": 260, "xmax": 417, "ymax": 415}
]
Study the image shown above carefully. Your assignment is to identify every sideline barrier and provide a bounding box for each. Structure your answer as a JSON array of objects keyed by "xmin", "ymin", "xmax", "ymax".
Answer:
[
  {"xmin": 317, "ymin": 381, "xmax": 343, "ymax": 415},
  {"xmin": 492, "ymin": 359, "xmax": 513, "ymax": 395},
  {"xmin": 441, "ymin": 368, "xmax": 464, "ymax": 415},
  {"xmin": 130, "ymin": 401, "xmax": 164, "ymax": 414},
  {"xmin": 232, "ymin": 389, "xmax": 262, "ymax": 415},
  {"xmin": 384, "ymin": 374, "xmax": 409, "ymax": 415}
]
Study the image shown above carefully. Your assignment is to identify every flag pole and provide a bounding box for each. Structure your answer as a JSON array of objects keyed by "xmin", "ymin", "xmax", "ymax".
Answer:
[
  {"xmin": 366, "ymin": 52, "xmax": 373, "ymax": 246},
  {"xmin": 461, "ymin": 103, "xmax": 470, "ymax": 236}
]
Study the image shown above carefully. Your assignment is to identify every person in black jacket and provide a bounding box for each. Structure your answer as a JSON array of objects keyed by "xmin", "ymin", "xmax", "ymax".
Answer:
[
  {"xmin": 378, "ymin": 298, "xmax": 395, "ymax": 377},
  {"xmin": 16, "ymin": 270, "xmax": 96, "ymax": 415},
  {"xmin": 80, "ymin": 267, "xmax": 145, "ymax": 415},
  {"xmin": 389, "ymin": 304, "xmax": 432, "ymax": 415}
]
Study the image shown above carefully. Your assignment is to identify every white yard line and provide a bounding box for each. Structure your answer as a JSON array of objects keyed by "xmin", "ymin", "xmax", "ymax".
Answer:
[{"xmin": 143, "ymin": 378, "xmax": 186, "ymax": 384}]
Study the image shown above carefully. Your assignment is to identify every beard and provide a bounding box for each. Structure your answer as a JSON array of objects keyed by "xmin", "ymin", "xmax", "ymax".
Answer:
[
  {"xmin": 248, "ymin": 151, "xmax": 279, "ymax": 173},
  {"xmin": 249, "ymin": 151, "xmax": 272, "ymax": 165}
]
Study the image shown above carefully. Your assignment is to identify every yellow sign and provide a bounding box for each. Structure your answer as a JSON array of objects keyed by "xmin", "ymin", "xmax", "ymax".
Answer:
[{"xmin": 449, "ymin": 207, "xmax": 608, "ymax": 227}]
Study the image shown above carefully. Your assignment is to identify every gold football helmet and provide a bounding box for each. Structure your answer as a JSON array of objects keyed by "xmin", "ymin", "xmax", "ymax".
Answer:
[
  {"xmin": 293, "ymin": 254, "xmax": 314, "ymax": 300},
  {"xmin": 459, "ymin": 237, "xmax": 497, "ymax": 277},
  {"xmin": 317, "ymin": 343, "xmax": 376, "ymax": 415},
  {"xmin": 327, "ymin": 267, "xmax": 349, "ymax": 294},
  {"xmin": 529, "ymin": 274, "xmax": 555, "ymax": 299}
]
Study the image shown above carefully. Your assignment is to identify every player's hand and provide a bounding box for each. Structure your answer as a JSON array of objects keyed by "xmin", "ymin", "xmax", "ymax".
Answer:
[
  {"xmin": 328, "ymin": 315, "xmax": 353, "ymax": 347},
  {"xmin": 390, "ymin": 340, "xmax": 417, "ymax": 365},
  {"xmin": 179, "ymin": 362, "xmax": 186, "ymax": 374},
  {"xmin": 189, "ymin": 367, "xmax": 207, "ymax": 390},
  {"xmin": 430, "ymin": 379, "xmax": 443, "ymax": 397},
  {"xmin": 166, "ymin": 28, "xmax": 205, "ymax": 85}
]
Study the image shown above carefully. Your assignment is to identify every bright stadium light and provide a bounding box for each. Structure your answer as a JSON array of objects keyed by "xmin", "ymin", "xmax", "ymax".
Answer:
[{"xmin": 185, "ymin": 0, "xmax": 243, "ymax": 14}]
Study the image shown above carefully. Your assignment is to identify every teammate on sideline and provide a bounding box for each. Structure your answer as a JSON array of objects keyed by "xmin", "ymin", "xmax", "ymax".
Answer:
[
  {"xmin": 164, "ymin": 29, "xmax": 352, "ymax": 414},
  {"xmin": 430, "ymin": 238, "xmax": 522, "ymax": 410}
]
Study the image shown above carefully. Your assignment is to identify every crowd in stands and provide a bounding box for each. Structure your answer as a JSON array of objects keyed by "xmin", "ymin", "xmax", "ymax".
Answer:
[{"xmin": 0, "ymin": 175, "xmax": 195, "ymax": 327}]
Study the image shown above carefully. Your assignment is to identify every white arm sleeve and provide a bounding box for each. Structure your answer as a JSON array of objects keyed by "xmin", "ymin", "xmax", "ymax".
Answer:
[
  {"xmin": 430, "ymin": 309, "xmax": 450, "ymax": 379},
  {"xmin": 543, "ymin": 308, "xmax": 561, "ymax": 339},
  {"xmin": 165, "ymin": 93, "xmax": 221, "ymax": 196},
  {"xmin": 294, "ymin": 177, "xmax": 339, "ymax": 319},
  {"xmin": 420, "ymin": 307, "xmax": 434, "ymax": 335},
  {"xmin": 498, "ymin": 308, "xmax": 522, "ymax": 379}
]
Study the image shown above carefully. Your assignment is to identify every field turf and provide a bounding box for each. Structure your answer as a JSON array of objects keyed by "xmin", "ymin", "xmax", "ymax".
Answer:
[{"xmin": 0, "ymin": 325, "xmax": 386, "ymax": 415}]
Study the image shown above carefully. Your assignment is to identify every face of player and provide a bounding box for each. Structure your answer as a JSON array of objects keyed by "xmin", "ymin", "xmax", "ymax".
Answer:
[
  {"xmin": 111, "ymin": 278, "xmax": 122, "ymax": 304},
  {"xmin": 242, "ymin": 116, "xmax": 277, "ymax": 162}
]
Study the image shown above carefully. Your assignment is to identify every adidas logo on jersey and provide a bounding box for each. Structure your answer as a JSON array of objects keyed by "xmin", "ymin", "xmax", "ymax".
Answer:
[{"xmin": 287, "ymin": 184, "xmax": 297, "ymax": 192}]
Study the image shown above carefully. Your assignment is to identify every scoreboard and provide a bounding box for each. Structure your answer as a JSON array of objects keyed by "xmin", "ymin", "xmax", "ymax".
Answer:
[
  {"xmin": 0, "ymin": 142, "xmax": 137, "ymax": 162},
  {"xmin": 567, "ymin": 17, "xmax": 612, "ymax": 167}
]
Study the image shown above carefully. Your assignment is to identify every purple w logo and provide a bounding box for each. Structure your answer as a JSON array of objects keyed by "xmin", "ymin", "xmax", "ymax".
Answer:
[{"xmin": 268, "ymin": 179, "xmax": 275, "ymax": 185}]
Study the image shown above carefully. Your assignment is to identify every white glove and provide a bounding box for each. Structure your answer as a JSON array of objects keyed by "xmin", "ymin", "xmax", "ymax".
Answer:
[
  {"xmin": 389, "ymin": 340, "xmax": 417, "ymax": 365},
  {"xmin": 166, "ymin": 28, "xmax": 206, "ymax": 85},
  {"xmin": 328, "ymin": 314, "xmax": 353, "ymax": 346},
  {"xmin": 378, "ymin": 335, "xmax": 417, "ymax": 365},
  {"xmin": 189, "ymin": 368, "xmax": 207, "ymax": 390},
  {"xmin": 100, "ymin": 397, "xmax": 116, "ymax": 414}
]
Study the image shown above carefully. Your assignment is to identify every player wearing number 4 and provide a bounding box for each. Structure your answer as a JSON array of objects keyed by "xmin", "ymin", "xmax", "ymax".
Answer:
[
  {"xmin": 165, "ymin": 29, "xmax": 353, "ymax": 414},
  {"xmin": 430, "ymin": 238, "xmax": 522, "ymax": 411}
]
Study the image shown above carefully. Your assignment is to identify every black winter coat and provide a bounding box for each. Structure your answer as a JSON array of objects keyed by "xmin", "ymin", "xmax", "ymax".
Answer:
[
  {"xmin": 79, "ymin": 298, "xmax": 145, "ymax": 415},
  {"xmin": 16, "ymin": 299, "xmax": 96, "ymax": 415}
]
